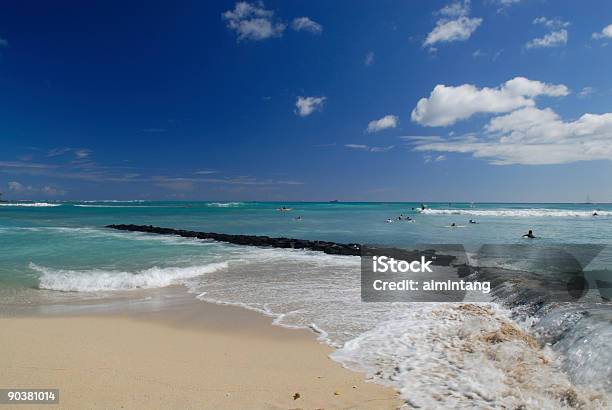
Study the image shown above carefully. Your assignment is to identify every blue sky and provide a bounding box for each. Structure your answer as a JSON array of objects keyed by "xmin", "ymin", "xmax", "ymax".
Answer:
[{"xmin": 1, "ymin": 0, "xmax": 612, "ymax": 202}]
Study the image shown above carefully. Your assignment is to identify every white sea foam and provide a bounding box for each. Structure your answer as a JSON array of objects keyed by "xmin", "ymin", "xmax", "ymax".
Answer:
[
  {"xmin": 420, "ymin": 208, "xmax": 611, "ymax": 217},
  {"xmin": 331, "ymin": 304, "xmax": 608, "ymax": 409},
  {"xmin": 0, "ymin": 202, "xmax": 61, "ymax": 207},
  {"xmin": 32, "ymin": 262, "xmax": 228, "ymax": 292},
  {"xmin": 73, "ymin": 204, "xmax": 163, "ymax": 208},
  {"xmin": 206, "ymin": 202, "xmax": 244, "ymax": 207},
  {"xmin": 182, "ymin": 246, "xmax": 610, "ymax": 408},
  {"xmin": 78, "ymin": 200, "xmax": 146, "ymax": 203}
]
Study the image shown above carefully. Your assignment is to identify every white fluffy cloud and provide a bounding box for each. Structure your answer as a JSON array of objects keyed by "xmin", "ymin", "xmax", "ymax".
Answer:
[
  {"xmin": 526, "ymin": 17, "xmax": 569, "ymax": 49},
  {"xmin": 222, "ymin": 2, "xmax": 285, "ymax": 41},
  {"xmin": 295, "ymin": 96, "xmax": 326, "ymax": 117},
  {"xmin": 526, "ymin": 30, "xmax": 567, "ymax": 49},
  {"xmin": 424, "ymin": 1, "xmax": 482, "ymax": 48},
  {"xmin": 291, "ymin": 17, "xmax": 322, "ymax": 34},
  {"xmin": 411, "ymin": 77, "xmax": 569, "ymax": 127},
  {"xmin": 411, "ymin": 105, "xmax": 612, "ymax": 165},
  {"xmin": 592, "ymin": 23, "xmax": 612, "ymax": 40},
  {"xmin": 366, "ymin": 115, "xmax": 399, "ymax": 133}
]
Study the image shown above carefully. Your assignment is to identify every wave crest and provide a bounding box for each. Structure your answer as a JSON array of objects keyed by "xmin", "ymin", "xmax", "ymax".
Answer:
[
  {"xmin": 206, "ymin": 202, "xmax": 244, "ymax": 207},
  {"xmin": 0, "ymin": 202, "xmax": 61, "ymax": 207},
  {"xmin": 31, "ymin": 262, "xmax": 227, "ymax": 292},
  {"xmin": 420, "ymin": 208, "xmax": 610, "ymax": 217}
]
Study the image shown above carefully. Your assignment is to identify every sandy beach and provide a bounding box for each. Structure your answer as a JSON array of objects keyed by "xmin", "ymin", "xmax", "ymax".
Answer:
[{"xmin": 0, "ymin": 300, "xmax": 401, "ymax": 410}]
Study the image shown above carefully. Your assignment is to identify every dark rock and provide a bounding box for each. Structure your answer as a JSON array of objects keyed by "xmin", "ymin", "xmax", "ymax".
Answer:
[{"xmin": 106, "ymin": 224, "xmax": 362, "ymax": 256}]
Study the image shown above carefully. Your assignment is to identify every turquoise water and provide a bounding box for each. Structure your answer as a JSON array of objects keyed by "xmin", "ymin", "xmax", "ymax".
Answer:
[
  {"xmin": 1, "ymin": 200, "xmax": 611, "ymax": 294},
  {"xmin": 1, "ymin": 200, "xmax": 611, "ymax": 296},
  {"xmin": 1, "ymin": 200, "xmax": 611, "ymax": 407}
]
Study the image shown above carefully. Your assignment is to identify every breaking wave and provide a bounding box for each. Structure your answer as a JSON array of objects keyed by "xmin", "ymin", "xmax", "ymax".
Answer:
[
  {"xmin": 420, "ymin": 208, "xmax": 610, "ymax": 217},
  {"xmin": 206, "ymin": 202, "xmax": 244, "ymax": 207},
  {"xmin": 32, "ymin": 262, "xmax": 228, "ymax": 292},
  {"xmin": 0, "ymin": 202, "xmax": 61, "ymax": 207}
]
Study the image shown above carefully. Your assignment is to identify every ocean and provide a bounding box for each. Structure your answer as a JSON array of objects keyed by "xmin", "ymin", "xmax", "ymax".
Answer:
[{"xmin": 0, "ymin": 201, "xmax": 610, "ymax": 408}]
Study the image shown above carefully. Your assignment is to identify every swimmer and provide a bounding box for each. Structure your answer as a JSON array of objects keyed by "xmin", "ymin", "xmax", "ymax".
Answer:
[
  {"xmin": 421, "ymin": 203, "xmax": 426, "ymax": 211},
  {"xmin": 593, "ymin": 212, "xmax": 599, "ymax": 216},
  {"xmin": 450, "ymin": 222, "xmax": 456, "ymax": 227},
  {"xmin": 469, "ymin": 219, "xmax": 477, "ymax": 224},
  {"xmin": 385, "ymin": 218, "xmax": 394, "ymax": 223},
  {"xmin": 294, "ymin": 216, "xmax": 302, "ymax": 220},
  {"xmin": 522, "ymin": 229, "xmax": 536, "ymax": 239}
]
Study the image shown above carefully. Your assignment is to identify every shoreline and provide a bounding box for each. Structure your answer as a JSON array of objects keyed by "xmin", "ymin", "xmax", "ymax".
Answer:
[{"xmin": 0, "ymin": 295, "xmax": 402, "ymax": 409}]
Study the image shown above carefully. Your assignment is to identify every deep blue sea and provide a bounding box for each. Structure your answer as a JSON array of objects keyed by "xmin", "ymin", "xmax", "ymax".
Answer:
[{"xmin": 1, "ymin": 200, "xmax": 610, "ymax": 408}]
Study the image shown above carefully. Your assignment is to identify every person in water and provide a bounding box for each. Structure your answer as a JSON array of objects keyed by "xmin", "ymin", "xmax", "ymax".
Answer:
[
  {"xmin": 450, "ymin": 222, "xmax": 456, "ymax": 227},
  {"xmin": 522, "ymin": 229, "xmax": 535, "ymax": 239},
  {"xmin": 421, "ymin": 203, "xmax": 426, "ymax": 210},
  {"xmin": 469, "ymin": 219, "xmax": 477, "ymax": 224}
]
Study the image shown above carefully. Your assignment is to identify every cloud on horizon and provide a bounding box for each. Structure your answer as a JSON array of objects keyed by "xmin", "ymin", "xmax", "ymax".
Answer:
[{"xmin": 8, "ymin": 181, "xmax": 66, "ymax": 196}]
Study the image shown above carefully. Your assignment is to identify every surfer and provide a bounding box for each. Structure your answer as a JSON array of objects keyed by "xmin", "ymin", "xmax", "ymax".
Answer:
[
  {"xmin": 469, "ymin": 219, "xmax": 477, "ymax": 224},
  {"xmin": 385, "ymin": 218, "xmax": 394, "ymax": 223},
  {"xmin": 593, "ymin": 211, "xmax": 599, "ymax": 216},
  {"xmin": 522, "ymin": 229, "xmax": 536, "ymax": 239},
  {"xmin": 450, "ymin": 222, "xmax": 456, "ymax": 227},
  {"xmin": 420, "ymin": 203, "xmax": 426, "ymax": 211}
]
